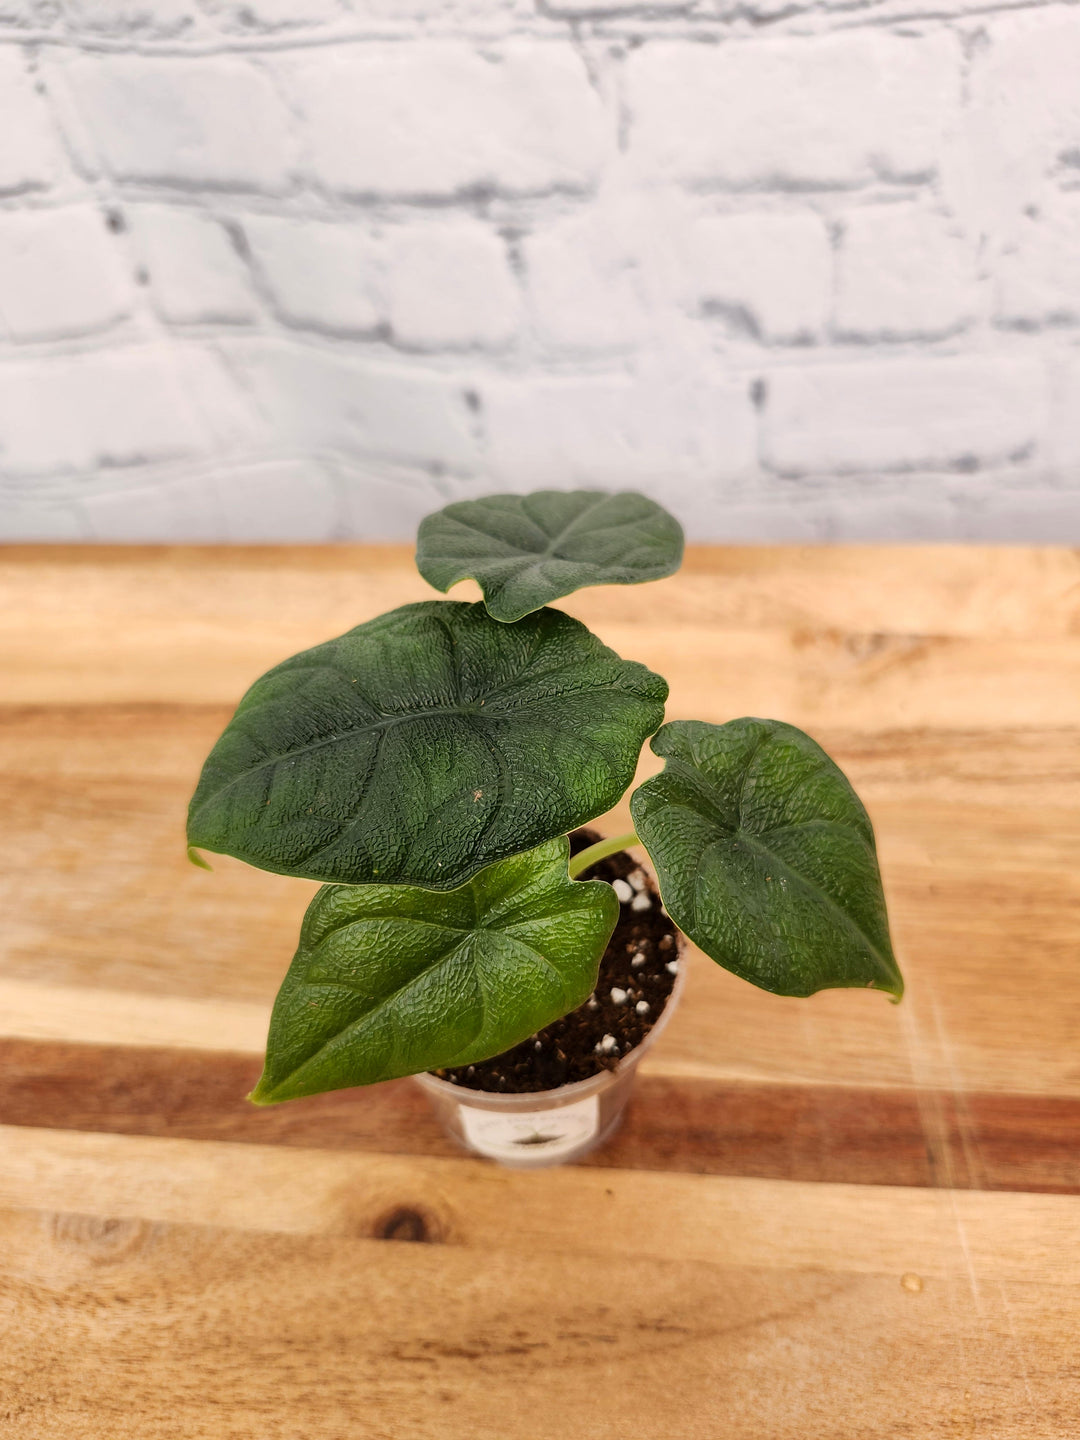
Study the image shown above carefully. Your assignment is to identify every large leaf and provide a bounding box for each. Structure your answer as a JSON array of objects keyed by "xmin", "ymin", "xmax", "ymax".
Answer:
[
  {"xmin": 188, "ymin": 600, "xmax": 666, "ymax": 890},
  {"xmin": 251, "ymin": 839, "xmax": 619, "ymax": 1102},
  {"xmin": 631, "ymin": 719, "xmax": 902, "ymax": 999},
  {"xmin": 416, "ymin": 489, "xmax": 684, "ymax": 622}
]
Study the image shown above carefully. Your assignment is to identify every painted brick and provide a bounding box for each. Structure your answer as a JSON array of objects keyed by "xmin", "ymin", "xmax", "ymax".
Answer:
[
  {"xmin": 337, "ymin": 467, "xmax": 451, "ymax": 541},
  {"xmin": 200, "ymin": 0, "xmax": 346, "ymax": 30},
  {"xmin": 347, "ymin": 0, "xmax": 532, "ymax": 14},
  {"xmin": 217, "ymin": 459, "xmax": 340, "ymax": 540},
  {"xmin": 386, "ymin": 219, "xmax": 519, "ymax": 349},
  {"xmin": 835, "ymin": 203, "xmax": 981, "ymax": 339},
  {"xmin": 56, "ymin": 55, "xmax": 293, "ymax": 192},
  {"xmin": 523, "ymin": 203, "xmax": 650, "ymax": 350},
  {"xmin": 344, "ymin": 0, "xmax": 532, "ymax": 16},
  {"xmin": 483, "ymin": 370, "xmax": 757, "ymax": 487},
  {"xmin": 0, "ymin": 205, "xmax": 131, "ymax": 342},
  {"xmin": 995, "ymin": 195, "xmax": 1080, "ymax": 328},
  {"xmin": 175, "ymin": 345, "xmax": 258, "ymax": 452},
  {"xmin": 678, "ymin": 497, "xmax": 826, "ymax": 543},
  {"xmin": 765, "ymin": 357, "xmax": 1046, "ymax": 475},
  {"xmin": 0, "ymin": 500, "xmax": 86, "ymax": 541},
  {"xmin": 56, "ymin": 0, "xmax": 199, "ymax": 35},
  {"xmin": 1047, "ymin": 354, "xmax": 1080, "ymax": 470},
  {"xmin": 814, "ymin": 487, "xmax": 963, "ymax": 542},
  {"xmin": 665, "ymin": 482, "xmax": 966, "ymax": 542},
  {"xmin": 131, "ymin": 205, "xmax": 256, "ymax": 325},
  {"xmin": 626, "ymin": 33, "xmax": 959, "ymax": 189},
  {"xmin": 83, "ymin": 475, "xmax": 227, "ymax": 541},
  {"xmin": 0, "ymin": 0, "xmax": 60, "ymax": 25},
  {"xmin": 225, "ymin": 340, "xmax": 482, "ymax": 471},
  {"xmin": 4, "ymin": 10, "xmax": 1077, "ymax": 544},
  {"xmin": 957, "ymin": 486, "xmax": 1080, "ymax": 542},
  {"xmin": 685, "ymin": 210, "xmax": 831, "ymax": 342},
  {"xmin": 284, "ymin": 43, "xmax": 609, "ymax": 197},
  {"xmin": 0, "ymin": 348, "xmax": 234, "ymax": 475},
  {"xmin": 950, "ymin": 10, "xmax": 1080, "ymax": 230},
  {"xmin": 0, "ymin": 49, "xmax": 66, "ymax": 193},
  {"xmin": 545, "ymin": 0, "xmax": 687, "ymax": 9},
  {"xmin": 243, "ymin": 216, "xmax": 383, "ymax": 335}
]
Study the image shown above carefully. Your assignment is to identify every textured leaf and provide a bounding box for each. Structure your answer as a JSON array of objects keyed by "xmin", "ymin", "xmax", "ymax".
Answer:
[
  {"xmin": 631, "ymin": 719, "xmax": 902, "ymax": 998},
  {"xmin": 251, "ymin": 838, "xmax": 619, "ymax": 1102},
  {"xmin": 188, "ymin": 600, "xmax": 667, "ymax": 890},
  {"xmin": 416, "ymin": 489, "xmax": 684, "ymax": 622}
]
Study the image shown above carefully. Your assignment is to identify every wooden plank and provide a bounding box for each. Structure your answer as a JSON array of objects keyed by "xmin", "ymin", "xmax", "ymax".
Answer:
[
  {"xmin": 2, "ymin": 701, "xmax": 1077, "ymax": 1098},
  {"xmin": 4, "ymin": 545, "xmax": 1080, "ymax": 726},
  {"xmin": 5, "ymin": 1038, "xmax": 1080, "ymax": 1195},
  {"xmin": 2, "ymin": 1126, "xmax": 1078, "ymax": 1438},
  {"xmin": 4, "ymin": 1124, "xmax": 1080, "ymax": 1284},
  {"xmin": 1, "ymin": 1195, "xmax": 1073, "ymax": 1440},
  {"xmin": 2, "ymin": 546, "xmax": 1078, "ymax": 1439},
  {"xmin": 0, "ymin": 981, "xmax": 269, "ymax": 1052}
]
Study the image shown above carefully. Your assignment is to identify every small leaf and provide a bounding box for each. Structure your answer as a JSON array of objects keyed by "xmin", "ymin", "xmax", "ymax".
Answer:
[
  {"xmin": 631, "ymin": 718, "xmax": 902, "ymax": 999},
  {"xmin": 251, "ymin": 838, "xmax": 619, "ymax": 1102},
  {"xmin": 188, "ymin": 601, "xmax": 666, "ymax": 890},
  {"xmin": 186, "ymin": 846, "xmax": 213, "ymax": 871},
  {"xmin": 416, "ymin": 489, "xmax": 684, "ymax": 622}
]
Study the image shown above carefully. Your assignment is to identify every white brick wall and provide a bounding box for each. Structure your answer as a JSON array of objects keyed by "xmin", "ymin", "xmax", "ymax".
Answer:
[{"xmin": 1, "ymin": 3, "xmax": 1079, "ymax": 541}]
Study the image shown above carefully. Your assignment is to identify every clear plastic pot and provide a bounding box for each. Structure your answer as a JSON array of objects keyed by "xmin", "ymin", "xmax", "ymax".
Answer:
[{"xmin": 414, "ymin": 957, "xmax": 686, "ymax": 1169}]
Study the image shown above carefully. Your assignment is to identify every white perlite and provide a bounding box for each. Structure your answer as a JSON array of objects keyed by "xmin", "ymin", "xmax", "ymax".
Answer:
[
  {"xmin": 2, "ymin": 7, "xmax": 1079, "ymax": 541},
  {"xmin": 631, "ymin": 893, "xmax": 652, "ymax": 913},
  {"xmin": 609, "ymin": 987, "xmax": 628, "ymax": 1005},
  {"xmin": 611, "ymin": 879, "xmax": 633, "ymax": 904},
  {"xmin": 595, "ymin": 1034, "xmax": 618, "ymax": 1056},
  {"xmin": 636, "ymin": 1000, "xmax": 650, "ymax": 1015}
]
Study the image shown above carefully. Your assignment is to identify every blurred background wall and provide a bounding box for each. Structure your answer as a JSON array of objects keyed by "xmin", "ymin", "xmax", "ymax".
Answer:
[{"xmin": 1, "ymin": 0, "xmax": 1079, "ymax": 542}]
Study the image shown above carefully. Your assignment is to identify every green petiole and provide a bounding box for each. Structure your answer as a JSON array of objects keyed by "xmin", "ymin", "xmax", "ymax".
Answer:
[{"xmin": 567, "ymin": 830, "xmax": 640, "ymax": 880}]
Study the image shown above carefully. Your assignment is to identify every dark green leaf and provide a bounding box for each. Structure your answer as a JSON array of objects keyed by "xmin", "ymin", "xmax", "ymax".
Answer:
[
  {"xmin": 416, "ymin": 489, "xmax": 684, "ymax": 622},
  {"xmin": 251, "ymin": 838, "xmax": 619, "ymax": 1102},
  {"xmin": 631, "ymin": 718, "xmax": 902, "ymax": 999},
  {"xmin": 188, "ymin": 601, "xmax": 667, "ymax": 890}
]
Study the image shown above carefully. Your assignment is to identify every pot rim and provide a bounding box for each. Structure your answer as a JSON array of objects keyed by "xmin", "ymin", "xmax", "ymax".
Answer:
[{"xmin": 414, "ymin": 940, "xmax": 687, "ymax": 1109}]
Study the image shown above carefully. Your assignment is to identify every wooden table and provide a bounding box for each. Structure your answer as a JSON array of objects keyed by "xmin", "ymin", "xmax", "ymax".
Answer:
[{"xmin": 2, "ymin": 545, "xmax": 1079, "ymax": 1438}]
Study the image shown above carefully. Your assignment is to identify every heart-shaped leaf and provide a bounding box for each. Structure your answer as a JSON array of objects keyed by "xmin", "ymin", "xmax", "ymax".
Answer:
[
  {"xmin": 250, "ymin": 838, "xmax": 619, "ymax": 1102},
  {"xmin": 188, "ymin": 601, "xmax": 667, "ymax": 890},
  {"xmin": 416, "ymin": 489, "xmax": 684, "ymax": 622},
  {"xmin": 631, "ymin": 718, "xmax": 902, "ymax": 998}
]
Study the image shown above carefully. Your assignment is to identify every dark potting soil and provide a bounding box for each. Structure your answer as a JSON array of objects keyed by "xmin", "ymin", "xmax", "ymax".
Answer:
[{"xmin": 433, "ymin": 829, "xmax": 682, "ymax": 1094}]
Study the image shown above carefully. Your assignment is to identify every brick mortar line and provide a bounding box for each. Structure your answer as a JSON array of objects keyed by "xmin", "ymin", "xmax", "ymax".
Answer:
[{"xmin": 0, "ymin": 0, "xmax": 1072, "ymax": 59}]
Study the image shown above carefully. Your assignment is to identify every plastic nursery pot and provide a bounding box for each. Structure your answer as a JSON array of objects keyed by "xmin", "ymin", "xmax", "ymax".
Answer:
[{"xmin": 414, "ymin": 953, "xmax": 686, "ymax": 1169}]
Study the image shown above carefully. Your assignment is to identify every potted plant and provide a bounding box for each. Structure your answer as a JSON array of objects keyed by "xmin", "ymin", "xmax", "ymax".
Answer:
[{"xmin": 187, "ymin": 490, "xmax": 902, "ymax": 1166}]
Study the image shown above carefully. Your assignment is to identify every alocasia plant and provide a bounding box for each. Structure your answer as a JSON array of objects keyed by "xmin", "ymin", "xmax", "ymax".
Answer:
[{"xmin": 188, "ymin": 488, "xmax": 902, "ymax": 1105}]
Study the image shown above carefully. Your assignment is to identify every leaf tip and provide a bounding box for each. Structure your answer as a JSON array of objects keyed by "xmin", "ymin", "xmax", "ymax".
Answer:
[
  {"xmin": 187, "ymin": 845, "xmax": 213, "ymax": 871},
  {"xmin": 877, "ymin": 969, "xmax": 904, "ymax": 1004},
  {"xmin": 247, "ymin": 1083, "xmax": 274, "ymax": 1106}
]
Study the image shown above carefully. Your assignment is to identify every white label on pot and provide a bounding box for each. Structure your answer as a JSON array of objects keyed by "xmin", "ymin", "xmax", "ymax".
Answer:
[{"xmin": 459, "ymin": 1094, "xmax": 600, "ymax": 1163}]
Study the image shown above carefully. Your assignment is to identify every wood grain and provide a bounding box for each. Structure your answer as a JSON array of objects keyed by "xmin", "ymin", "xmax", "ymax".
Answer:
[
  {"xmin": 1, "ymin": 1197, "xmax": 1074, "ymax": 1440},
  {"xmin": 5, "ymin": 1124, "xmax": 1080, "ymax": 1282},
  {"xmin": 6, "ymin": 1038, "xmax": 1080, "ymax": 1194},
  {"xmin": 2, "ymin": 701, "xmax": 1077, "ymax": 1096},
  {"xmin": 2, "ymin": 1128, "xmax": 1079, "ymax": 1436},
  {"xmin": 2, "ymin": 544, "xmax": 1078, "ymax": 1438}
]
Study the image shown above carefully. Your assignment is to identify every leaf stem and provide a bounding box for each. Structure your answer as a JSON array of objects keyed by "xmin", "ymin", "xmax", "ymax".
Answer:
[{"xmin": 568, "ymin": 830, "xmax": 641, "ymax": 879}]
